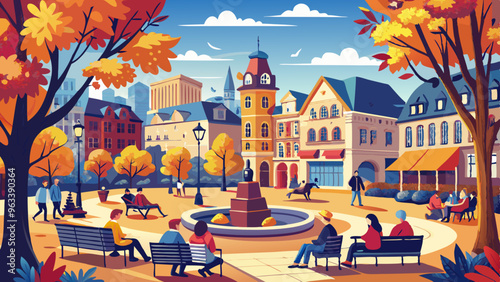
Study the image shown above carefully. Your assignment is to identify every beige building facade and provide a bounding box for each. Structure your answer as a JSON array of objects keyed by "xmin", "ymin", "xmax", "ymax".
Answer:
[{"xmin": 150, "ymin": 75, "xmax": 202, "ymax": 111}]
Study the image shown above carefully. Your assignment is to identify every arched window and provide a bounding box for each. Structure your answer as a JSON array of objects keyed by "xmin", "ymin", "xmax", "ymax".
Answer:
[
  {"xmin": 294, "ymin": 143, "xmax": 299, "ymax": 156},
  {"xmin": 429, "ymin": 123, "xmax": 436, "ymax": 146},
  {"xmin": 310, "ymin": 108, "xmax": 317, "ymax": 119},
  {"xmin": 245, "ymin": 122, "xmax": 251, "ymax": 137},
  {"xmin": 244, "ymin": 74, "xmax": 252, "ymax": 85},
  {"xmin": 261, "ymin": 142, "xmax": 268, "ymax": 151},
  {"xmin": 262, "ymin": 97, "xmax": 269, "ymax": 108},
  {"xmin": 320, "ymin": 106, "xmax": 328, "ymax": 118},
  {"xmin": 320, "ymin": 127, "xmax": 328, "ymax": 141},
  {"xmin": 245, "ymin": 142, "xmax": 250, "ymax": 150},
  {"xmin": 308, "ymin": 129, "xmax": 316, "ymax": 142},
  {"xmin": 405, "ymin": 127, "xmax": 412, "ymax": 147},
  {"xmin": 333, "ymin": 127, "xmax": 341, "ymax": 140},
  {"xmin": 331, "ymin": 104, "xmax": 339, "ymax": 117},
  {"xmin": 278, "ymin": 143, "xmax": 284, "ymax": 158},
  {"xmin": 245, "ymin": 96, "xmax": 251, "ymax": 108},
  {"xmin": 260, "ymin": 73, "xmax": 270, "ymax": 84},
  {"xmin": 278, "ymin": 123, "xmax": 284, "ymax": 137},
  {"xmin": 261, "ymin": 123, "xmax": 269, "ymax": 137},
  {"xmin": 417, "ymin": 125, "xmax": 424, "ymax": 147},
  {"xmin": 441, "ymin": 121, "xmax": 448, "ymax": 144},
  {"xmin": 454, "ymin": 120, "xmax": 462, "ymax": 143},
  {"xmin": 489, "ymin": 114, "xmax": 495, "ymax": 127}
]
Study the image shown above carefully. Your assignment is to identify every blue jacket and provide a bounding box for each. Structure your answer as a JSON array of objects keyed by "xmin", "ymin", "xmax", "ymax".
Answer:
[
  {"xmin": 49, "ymin": 184, "xmax": 62, "ymax": 202},
  {"xmin": 159, "ymin": 230, "xmax": 185, "ymax": 244},
  {"xmin": 35, "ymin": 187, "xmax": 49, "ymax": 204}
]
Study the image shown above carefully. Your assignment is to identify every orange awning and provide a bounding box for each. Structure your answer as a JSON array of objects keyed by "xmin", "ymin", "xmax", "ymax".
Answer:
[
  {"xmin": 322, "ymin": 149, "xmax": 345, "ymax": 159},
  {"xmin": 410, "ymin": 147, "xmax": 459, "ymax": 171},
  {"xmin": 298, "ymin": 150, "xmax": 319, "ymax": 159},
  {"xmin": 385, "ymin": 149, "xmax": 427, "ymax": 171}
]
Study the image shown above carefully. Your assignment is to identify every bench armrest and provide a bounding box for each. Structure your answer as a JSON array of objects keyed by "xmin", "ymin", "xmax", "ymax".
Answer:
[
  {"xmin": 350, "ymin": 236, "xmax": 362, "ymax": 243},
  {"xmin": 215, "ymin": 248, "xmax": 222, "ymax": 258}
]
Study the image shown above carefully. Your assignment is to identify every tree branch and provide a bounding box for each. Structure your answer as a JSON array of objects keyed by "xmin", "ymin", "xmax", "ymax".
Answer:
[
  {"xmin": 29, "ymin": 143, "xmax": 65, "ymax": 168},
  {"xmin": 0, "ymin": 2, "xmax": 16, "ymax": 28},
  {"xmin": 389, "ymin": 37, "xmax": 427, "ymax": 56}
]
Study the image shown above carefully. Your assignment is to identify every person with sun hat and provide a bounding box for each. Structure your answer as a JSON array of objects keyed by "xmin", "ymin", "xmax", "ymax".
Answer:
[{"xmin": 288, "ymin": 210, "xmax": 337, "ymax": 269}]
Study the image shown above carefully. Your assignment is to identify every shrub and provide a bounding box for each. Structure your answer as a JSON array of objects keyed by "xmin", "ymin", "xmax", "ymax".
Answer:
[
  {"xmin": 395, "ymin": 190, "xmax": 416, "ymax": 202},
  {"xmin": 382, "ymin": 189, "xmax": 400, "ymax": 198},
  {"xmin": 365, "ymin": 188, "xmax": 383, "ymax": 197},
  {"xmin": 439, "ymin": 192, "xmax": 450, "ymax": 203},
  {"xmin": 412, "ymin": 190, "xmax": 435, "ymax": 204},
  {"xmin": 61, "ymin": 267, "xmax": 103, "ymax": 282},
  {"xmin": 464, "ymin": 246, "xmax": 500, "ymax": 281}
]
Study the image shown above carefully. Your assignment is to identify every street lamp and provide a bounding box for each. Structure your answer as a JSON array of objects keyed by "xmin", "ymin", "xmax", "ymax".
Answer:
[
  {"xmin": 73, "ymin": 120, "xmax": 84, "ymax": 208},
  {"xmin": 193, "ymin": 122, "xmax": 206, "ymax": 205}
]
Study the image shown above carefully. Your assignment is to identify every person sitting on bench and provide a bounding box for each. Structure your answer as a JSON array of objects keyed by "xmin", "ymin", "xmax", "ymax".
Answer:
[
  {"xmin": 341, "ymin": 214, "xmax": 383, "ymax": 268},
  {"xmin": 134, "ymin": 187, "xmax": 167, "ymax": 217},
  {"xmin": 160, "ymin": 219, "xmax": 187, "ymax": 277},
  {"xmin": 189, "ymin": 221, "xmax": 223, "ymax": 277},
  {"xmin": 390, "ymin": 210, "xmax": 414, "ymax": 236},
  {"xmin": 122, "ymin": 188, "xmax": 135, "ymax": 204},
  {"xmin": 425, "ymin": 192, "xmax": 444, "ymax": 220}
]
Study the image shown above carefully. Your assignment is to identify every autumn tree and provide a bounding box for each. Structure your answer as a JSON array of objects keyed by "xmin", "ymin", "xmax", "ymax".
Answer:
[
  {"xmin": 160, "ymin": 147, "xmax": 192, "ymax": 183},
  {"xmin": 84, "ymin": 149, "xmax": 113, "ymax": 190},
  {"xmin": 0, "ymin": 0, "xmax": 179, "ymax": 269},
  {"xmin": 204, "ymin": 133, "xmax": 244, "ymax": 191},
  {"xmin": 356, "ymin": 0, "xmax": 500, "ymax": 253},
  {"xmin": 114, "ymin": 145, "xmax": 155, "ymax": 189}
]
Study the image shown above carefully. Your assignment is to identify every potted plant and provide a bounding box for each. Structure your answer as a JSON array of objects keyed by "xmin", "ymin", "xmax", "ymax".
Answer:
[{"xmin": 98, "ymin": 186, "xmax": 109, "ymax": 203}]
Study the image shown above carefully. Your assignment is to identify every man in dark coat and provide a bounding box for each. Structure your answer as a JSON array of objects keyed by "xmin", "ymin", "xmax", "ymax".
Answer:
[{"xmin": 349, "ymin": 170, "xmax": 365, "ymax": 206}]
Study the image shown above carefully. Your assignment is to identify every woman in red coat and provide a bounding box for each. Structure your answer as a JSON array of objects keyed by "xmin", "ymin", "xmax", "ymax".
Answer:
[{"xmin": 341, "ymin": 214, "xmax": 383, "ymax": 268}]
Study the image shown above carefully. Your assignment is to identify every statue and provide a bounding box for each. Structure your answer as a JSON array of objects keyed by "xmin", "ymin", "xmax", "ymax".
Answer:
[{"xmin": 243, "ymin": 159, "xmax": 253, "ymax": 182}]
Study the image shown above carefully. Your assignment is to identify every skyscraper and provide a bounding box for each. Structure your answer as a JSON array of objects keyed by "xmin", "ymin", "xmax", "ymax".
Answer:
[
  {"xmin": 128, "ymin": 82, "xmax": 150, "ymax": 124},
  {"xmin": 102, "ymin": 88, "xmax": 115, "ymax": 103},
  {"xmin": 114, "ymin": 95, "xmax": 127, "ymax": 105}
]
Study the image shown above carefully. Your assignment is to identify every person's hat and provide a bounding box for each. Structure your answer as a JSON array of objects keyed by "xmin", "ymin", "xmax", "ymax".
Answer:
[{"xmin": 319, "ymin": 210, "xmax": 333, "ymax": 220}]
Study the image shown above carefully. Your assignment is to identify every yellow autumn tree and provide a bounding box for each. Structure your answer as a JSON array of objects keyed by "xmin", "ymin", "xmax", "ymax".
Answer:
[
  {"xmin": 160, "ymin": 147, "xmax": 192, "ymax": 182},
  {"xmin": 114, "ymin": 145, "xmax": 155, "ymax": 189},
  {"xmin": 204, "ymin": 133, "xmax": 244, "ymax": 191},
  {"xmin": 84, "ymin": 149, "xmax": 113, "ymax": 190}
]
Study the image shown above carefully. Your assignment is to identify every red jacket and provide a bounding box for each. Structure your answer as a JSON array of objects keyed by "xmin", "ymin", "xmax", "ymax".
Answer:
[
  {"xmin": 390, "ymin": 221, "xmax": 414, "ymax": 236},
  {"xmin": 134, "ymin": 194, "xmax": 154, "ymax": 206},
  {"xmin": 189, "ymin": 231, "xmax": 216, "ymax": 253},
  {"xmin": 451, "ymin": 197, "xmax": 469, "ymax": 213},
  {"xmin": 361, "ymin": 226, "xmax": 382, "ymax": 250},
  {"xmin": 428, "ymin": 196, "xmax": 443, "ymax": 210}
]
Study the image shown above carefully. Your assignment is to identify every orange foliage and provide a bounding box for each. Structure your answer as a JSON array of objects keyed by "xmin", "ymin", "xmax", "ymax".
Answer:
[
  {"xmin": 114, "ymin": 145, "xmax": 155, "ymax": 186},
  {"xmin": 161, "ymin": 147, "xmax": 192, "ymax": 180},
  {"xmin": 84, "ymin": 149, "xmax": 113, "ymax": 189},
  {"xmin": 204, "ymin": 133, "xmax": 244, "ymax": 177}
]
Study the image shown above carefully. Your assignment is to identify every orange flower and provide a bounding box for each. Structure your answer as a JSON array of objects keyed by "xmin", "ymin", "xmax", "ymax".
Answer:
[
  {"xmin": 82, "ymin": 58, "xmax": 136, "ymax": 88},
  {"xmin": 118, "ymin": 32, "xmax": 180, "ymax": 74}
]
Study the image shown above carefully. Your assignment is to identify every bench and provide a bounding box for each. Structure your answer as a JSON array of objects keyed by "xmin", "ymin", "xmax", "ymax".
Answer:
[
  {"xmin": 150, "ymin": 243, "xmax": 223, "ymax": 277},
  {"xmin": 312, "ymin": 235, "xmax": 343, "ymax": 271},
  {"xmin": 122, "ymin": 196, "xmax": 151, "ymax": 219},
  {"xmin": 55, "ymin": 224, "xmax": 128, "ymax": 267},
  {"xmin": 351, "ymin": 235, "xmax": 423, "ymax": 268}
]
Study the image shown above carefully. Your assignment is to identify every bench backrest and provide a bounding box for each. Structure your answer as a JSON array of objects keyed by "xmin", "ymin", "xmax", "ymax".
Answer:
[
  {"xmin": 189, "ymin": 244, "xmax": 208, "ymax": 264},
  {"xmin": 150, "ymin": 243, "xmax": 207, "ymax": 265},
  {"xmin": 55, "ymin": 224, "xmax": 115, "ymax": 252},
  {"xmin": 323, "ymin": 235, "xmax": 343, "ymax": 254},
  {"xmin": 121, "ymin": 196, "xmax": 135, "ymax": 206},
  {"xmin": 379, "ymin": 236, "xmax": 423, "ymax": 253}
]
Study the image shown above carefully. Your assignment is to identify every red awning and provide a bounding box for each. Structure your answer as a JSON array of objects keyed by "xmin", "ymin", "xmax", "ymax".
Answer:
[
  {"xmin": 297, "ymin": 150, "xmax": 319, "ymax": 159},
  {"xmin": 322, "ymin": 149, "xmax": 345, "ymax": 159}
]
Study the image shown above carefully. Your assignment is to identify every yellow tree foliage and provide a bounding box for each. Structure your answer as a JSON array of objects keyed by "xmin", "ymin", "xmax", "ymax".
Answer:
[
  {"xmin": 204, "ymin": 133, "xmax": 243, "ymax": 191},
  {"xmin": 160, "ymin": 147, "xmax": 192, "ymax": 181},
  {"xmin": 114, "ymin": 145, "xmax": 155, "ymax": 188},
  {"xmin": 84, "ymin": 149, "xmax": 113, "ymax": 190}
]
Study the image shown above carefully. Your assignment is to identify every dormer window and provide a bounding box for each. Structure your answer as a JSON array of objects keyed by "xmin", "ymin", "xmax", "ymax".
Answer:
[
  {"xmin": 418, "ymin": 104, "xmax": 424, "ymax": 114},
  {"xmin": 260, "ymin": 73, "xmax": 270, "ymax": 84},
  {"xmin": 213, "ymin": 108, "xmax": 226, "ymax": 120},
  {"xmin": 491, "ymin": 88, "xmax": 499, "ymax": 101},
  {"xmin": 244, "ymin": 74, "xmax": 252, "ymax": 85},
  {"xmin": 410, "ymin": 105, "xmax": 417, "ymax": 115},
  {"xmin": 461, "ymin": 93, "xmax": 469, "ymax": 105},
  {"xmin": 436, "ymin": 99, "xmax": 445, "ymax": 110}
]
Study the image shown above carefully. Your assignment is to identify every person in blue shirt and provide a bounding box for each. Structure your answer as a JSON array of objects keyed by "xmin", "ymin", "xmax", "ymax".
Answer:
[
  {"xmin": 159, "ymin": 219, "xmax": 187, "ymax": 277},
  {"xmin": 49, "ymin": 178, "xmax": 64, "ymax": 219},
  {"xmin": 33, "ymin": 180, "xmax": 50, "ymax": 222}
]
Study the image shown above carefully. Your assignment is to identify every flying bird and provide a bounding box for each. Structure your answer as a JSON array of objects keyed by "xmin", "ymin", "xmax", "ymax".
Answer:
[
  {"xmin": 207, "ymin": 42, "xmax": 221, "ymax": 50},
  {"xmin": 291, "ymin": 48, "xmax": 302, "ymax": 57},
  {"xmin": 211, "ymin": 87, "xmax": 216, "ymax": 93}
]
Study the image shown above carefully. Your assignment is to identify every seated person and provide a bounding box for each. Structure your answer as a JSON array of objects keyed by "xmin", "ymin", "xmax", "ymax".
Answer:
[
  {"xmin": 160, "ymin": 219, "xmax": 187, "ymax": 277},
  {"xmin": 467, "ymin": 191, "xmax": 478, "ymax": 219},
  {"xmin": 134, "ymin": 187, "xmax": 167, "ymax": 217},
  {"xmin": 341, "ymin": 214, "xmax": 383, "ymax": 268},
  {"xmin": 441, "ymin": 189, "xmax": 470, "ymax": 222},
  {"xmin": 189, "ymin": 221, "xmax": 223, "ymax": 277},
  {"xmin": 288, "ymin": 210, "xmax": 337, "ymax": 269},
  {"xmin": 105, "ymin": 209, "xmax": 151, "ymax": 262},
  {"xmin": 426, "ymin": 192, "xmax": 444, "ymax": 220},
  {"xmin": 390, "ymin": 210, "xmax": 414, "ymax": 236},
  {"xmin": 122, "ymin": 188, "xmax": 135, "ymax": 204}
]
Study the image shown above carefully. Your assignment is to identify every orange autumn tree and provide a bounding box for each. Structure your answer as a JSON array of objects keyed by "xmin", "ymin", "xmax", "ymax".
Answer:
[
  {"xmin": 160, "ymin": 147, "xmax": 192, "ymax": 183},
  {"xmin": 356, "ymin": 0, "xmax": 500, "ymax": 253},
  {"xmin": 114, "ymin": 145, "xmax": 155, "ymax": 189},
  {"xmin": 204, "ymin": 133, "xmax": 244, "ymax": 191},
  {"xmin": 0, "ymin": 0, "xmax": 179, "ymax": 269},
  {"xmin": 84, "ymin": 149, "xmax": 113, "ymax": 190}
]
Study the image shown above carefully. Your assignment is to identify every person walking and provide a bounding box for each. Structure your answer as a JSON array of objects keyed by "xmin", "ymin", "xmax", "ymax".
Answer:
[
  {"xmin": 33, "ymin": 180, "xmax": 50, "ymax": 222},
  {"xmin": 349, "ymin": 170, "xmax": 365, "ymax": 206},
  {"xmin": 49, "ymin": 178, "xmax": 64, "ymax": 219},
  {"xmin": 176, "ymin": 180, "xmax": 185, "ymax": 197}
]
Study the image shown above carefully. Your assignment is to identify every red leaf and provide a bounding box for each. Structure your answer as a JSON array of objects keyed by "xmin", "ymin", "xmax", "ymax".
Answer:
[
  {"xmin": 369, "ymin": 26, "xmax": 376, "ymax": 38},
  {"xmin": 484, "ymin": 246, "xmax": 500, "ymax": 273},
  {"xmin": 92, "ymin": 81, "xmax": 101, "ymax": 90},
  {"xmin": 379, "ymin": 61, "xmax": 389, "ymax": 71},
  {"xmin": 399, "ymin": 73, "xmax": 414, "ymax": 80},
  {"xmin": 354, "ymin": 19, "xmax": 371, "ymax": 25},
  {"xmin": 382, "ymin": 15, "xmax": 385, "ymax": 22},
  {"xmin": 464, "ymin": 272, "xmax": 494, "ymax": 282},
  {"xmin": 474, "ymin": 265, "xmax": 500, "ymax": 281},
  {"xmin": 358, "ymin": 24, "xmax": 373, "ymax": 35},
  {"xmin": 362, "ymin": 9, "xmax": 378, "ymax": 23},
  {"xmin": 373, "ymin": 53, "xmax": 391, "ymax": 61},
  {"xmin": 153, "ymin": 15, "xmax": 169, "ymax": 23}
]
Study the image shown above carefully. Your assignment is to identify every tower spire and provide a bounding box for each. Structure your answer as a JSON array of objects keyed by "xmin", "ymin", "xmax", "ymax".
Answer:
[{"xmin": 257, "ymin": 36, "xmax": 260, "ymax": 51}]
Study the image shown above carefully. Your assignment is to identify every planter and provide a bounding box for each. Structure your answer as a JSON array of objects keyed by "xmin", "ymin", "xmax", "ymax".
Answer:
[{"xmin": 98, "ymin": 190, "xmax": 109, "ymax": 203}]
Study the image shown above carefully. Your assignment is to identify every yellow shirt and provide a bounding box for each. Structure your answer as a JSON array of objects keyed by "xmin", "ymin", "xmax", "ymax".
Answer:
[{"xmin": 104, "ymin": 220, "xmax": 132, "ymax": 246}]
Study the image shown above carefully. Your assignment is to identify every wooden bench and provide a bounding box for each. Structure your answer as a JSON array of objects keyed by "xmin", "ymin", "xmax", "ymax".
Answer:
[
  {"xmin": 55, "ymin": 224, "xmax": 128, "ymax": 267},
  {"xmin": 351, "ymin": 235, "xmax": 423, "ymax": 268},
  {"xmin": 312, "ymin": 235, "xmax": 343, "ymax": 271},
  {"xmin": 122, "ymin": 196, "xmax": 151, "ymax": 219},
  {"xmin": 150, "ymin": 243, "xmax": 223, "ymax": 277}
]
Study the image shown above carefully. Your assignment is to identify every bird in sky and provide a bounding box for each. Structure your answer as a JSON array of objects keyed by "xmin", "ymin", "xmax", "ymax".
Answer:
[
  {"xmin": 211, "ymin": 87, "xmax": 216, "ymax": 93},
  {"xmin": 291, "ymin": 48, "xmax": 302, "ymax": 57},
  {"xmin": 207, "ymin": 42, "xmax": 221, "ymax": 50}
]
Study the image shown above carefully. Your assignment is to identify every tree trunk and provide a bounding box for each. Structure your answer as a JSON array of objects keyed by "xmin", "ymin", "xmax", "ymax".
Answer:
[
  {"xmin": 221, "ymin": 157, "xmax": 226, "ymax": 191},
  {"xmin": 129, "ymin": 175, "xmax": 133, "ymax": 189},
  {"xmin": 97, "ymin": 175, "xmax": 101, "ymax": 191}
]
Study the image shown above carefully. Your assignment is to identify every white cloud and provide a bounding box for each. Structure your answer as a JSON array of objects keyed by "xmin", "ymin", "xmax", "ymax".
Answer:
[
  {"xmin": 281, "ymin": 48, "xmax": 381, "ymax": 66},
  {"xmin": 268, "ymin": 4, "xmax": 345, "ymax": 18},
  {"xmin": 171, "ymin": 50, "xmax": 233, "ymax": 61},
  {"xmin": 180, "ymin": 11, "xmax": 295, "ymax": 27}
]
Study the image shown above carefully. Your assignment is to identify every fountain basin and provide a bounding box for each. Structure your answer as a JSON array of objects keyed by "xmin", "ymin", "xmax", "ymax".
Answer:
[{"xmin": 181, "ymin": 205, "xmax": 315, "ymax": 237}]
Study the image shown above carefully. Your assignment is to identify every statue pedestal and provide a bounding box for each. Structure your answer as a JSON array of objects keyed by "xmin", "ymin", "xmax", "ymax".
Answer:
[{"xmin": 230, "ymin": 181, "xmax": 271, "ymax": 227}]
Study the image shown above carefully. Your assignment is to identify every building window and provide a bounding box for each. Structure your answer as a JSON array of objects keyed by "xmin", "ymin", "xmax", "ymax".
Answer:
[
  {"xmin": 93, "ymin": 138, "xmax": 99, "ymax": 148},
  {"xmin": 320, "ymin": 106, "xmax": 328, "ymax": 118},
  {"xmin": 278, "ymin": 123, "xmax": 284, "ymax": 137},
  {"xmin": 418, "ymin": 104, "xmax": 424, "ymax": 114},
  {"xmin": 489, "ymin": 114, "xmax": 496, "ymax": 126},
  {"xmin": 89, "ymin": 121, "xmax": 98, "ymax": 131},
  {"xmin": 128, "ymin": 140, "xmax": 136, "ymax": 146},
  {"xmin": 104, "ymin": 138, "xmax": 112, "ymax": 149},
  {"xmin": 147, "ymin": 135, "xmax": 152, "ymax": 141},
  {"xmin": 320, "ymin": 128, "xmax": 327, "ymax": 141},
  {"xmin": 461, "ymin": 93, "xmax": 469, "ymax": 105},
  {"xmin": 309, "ymin": 161, "xmax": 343, "ymax": 187},
  {"xmin": 261, "ymin": 142, "xmax": 268, "ymax": 151},
  {"xmin": 278, "ymin": 143, "xmax": 284, "ymax": 158},
  {"xmin": 244, "ymin": 74, "xmax": 252, "ymax": 85},
  {"xmin": 88, "ymin": 138, "xmax": 93, "ymax": 148},
  {"xmin": 405, "ymin": 127, "xmax": 412, "ymax": 147},
  {"xmin": 245, "ymin": 142, "xmax": 250, "ymax": 150},
  {"xmin": 104, "ymin": 122, "xmax": 111, "ymax": 133},
  {"xmin": 308, "ymin": 129, "xmax": 316, "ymax": 142},
  {"xmin": 370, "ymin": 130, "xmax": 377, "ymax": 144},
  {"xmin": 245, "ymin": 122, "xmax": 251, "ymax": 137},
  {"xmin": 294, "ymin": 121, "xmax": 299, "ymax": 135},
  {"xmin": 333, "ymin": 127, "xmax": 341, "ymax": 141},
  {"xmin": 436, "ymin": 99, "xmax": 445, "ymax": 110},
  {"xmin": 467, "ymin": 154, "xmax": 497, "ymax": 178},
  {"xmin": 429, "ymin": 123, "xmax": 436, "ymax": 146},
  {"xmin": 64, "ymin": 115, "xmax": 69, "ymax": 121},
  {"xmin": 331, "ymin": 104, "xmax": 339, "ymax": 117},
  {"xmin": 491, "ymin": 88, "xmax": 499, "ymax": 101},
  {"xmin": 294, "ymin": 143, "xmax": 299, "ymax": 156},
  {"xmin": 260, "ymin": 73, "xmax": 270, "ymax": 84},
  {"xmin": 417, "ymin": 125, "xmax": 424, "ymax": 147},
  {"xmin": 385, "ymin": 131, "xmax": 392, "ymax": 146},
  {"xmin": 310, "ymin": 108, "xmax": 316, "ymax": 119},
  {"xmin": 128, "ymin": 124, "xmax": 135, "ymax": 134},
  {"xmin": 261, "ymin": 123, "xmax": 269, "ymax": 137},
  {"xmin": 245, "ymin": 96, "xmax": 251, "ymax": 108},
  {"xmin": 360, "ymin": 129, "xmax": 367, "ymax": 144},
  {"xmin": 286, "ymin": 143, "xmax": 291, "ymax": 158},
  {"xmin": 262, "ymin": 97, "xmax": 269, "ymax": 108},
  {"xmin": 441, "ymin": 121, "xmax": 448, "ymax": 144},
  {"xmin": 117, "ymin": 139, "xmax": 126, "ymax": 149},
  {"xmin": 410, "ymin": 105, "xmax": 416, "ymax": 115},
  {"xmin": 117, "ymin": 123, "xmax": 125, "ymax": 133},
  {"xmin": 454, "ymin": 120, "xmax": 462, "ymax": 143}
]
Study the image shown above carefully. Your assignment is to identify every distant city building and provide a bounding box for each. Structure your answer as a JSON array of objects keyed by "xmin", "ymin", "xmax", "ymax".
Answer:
[
  {"xmin": 224, "ymin": 67, "xmax": 235, "ymax": 110},
  {"xmin": 149, "ymin": 75, "xmax": 202, "ymax": 112},
  {"xmin": 102, "ymin": 88, "xmax": 115, "ymax": 103},
  {"xmin": 128, "ymin": 82, "xmax": 150, "ymax": 124},
  {"xmin": 52, "ymin": 104, "xmax": 85, "ymax": 158},
  {"xmin": 84, "ymin": 98, "xmax": 143, "ymax": 160},
  {"xmin": 114, "ymin": 95, "xmax": 127, "ymax": 105},
  {"xmin": 54, "ymin": 77, "xmax": 89, "ymax": 109},
  {"xmin": 206, "ymin": 94, "xmax": 241, "ymax": 116}
]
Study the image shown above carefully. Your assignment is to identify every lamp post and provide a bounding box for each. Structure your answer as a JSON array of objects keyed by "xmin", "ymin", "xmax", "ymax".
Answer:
[
  {"xmin": 193, "ymin": 122, "xmax": 206, "ymax": 205},
  {"xmin": 73, "ymin": 120, "xmax": 84, "ymax": 208}
]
